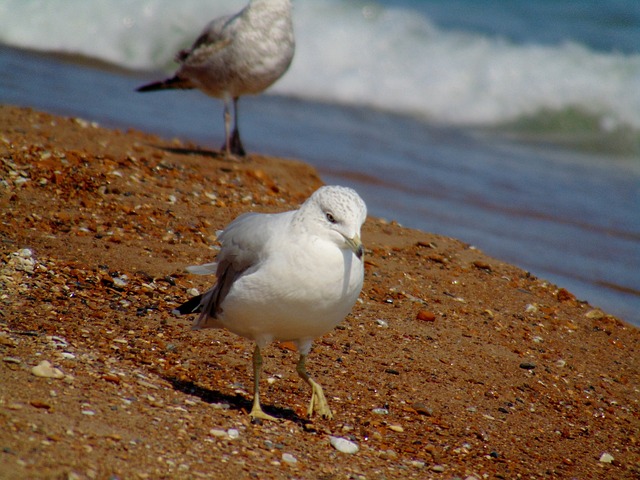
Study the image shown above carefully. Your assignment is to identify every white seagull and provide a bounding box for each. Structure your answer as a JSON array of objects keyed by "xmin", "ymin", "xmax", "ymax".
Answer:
[
  {"xmin": 137, "ymin": 0, "xmax": 294, "ymax": 157},
  {"xmin": 174, "ymin": 186, "xmax": 367, "ymax": 421}
]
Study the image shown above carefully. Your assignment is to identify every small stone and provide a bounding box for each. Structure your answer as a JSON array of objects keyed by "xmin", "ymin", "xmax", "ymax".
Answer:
[
  {"xmin": 599, "ymin": 452, "xmax": 614, "ymax": 463},
  {"xmin": 519, "ymin": 362, "xmax": 536, "ymax": 370},
  {"xmin": 227, "ymin": 429, "xmax": 239, "ymax": 440},
  {"xmin": 3, "ymin": 357, "xmax": 21, "ymax": 364},
  {"xmin": 372, "ymin": 408, "xmax": 389, "ymax": 415},
  {"xmin": 375, "ymin": 319, "xmax": 389, "ymax": 328},
  {"xmin": 556, "ymin": 288, "xmax": 576, "ymax": 302},
  {"xmin": 209, "ymin": 429, "xmax": 227, "ymax": 438},
  {"xmin": 102, "ymin": 374, "xmax": 121, "ymax": 384},
  {"xmin": 329, "ymin": 436, "xmax": 359, "ymax": 454},
  {"xmin": 0, "ymin": 336, "xmax": 16, "ymax": 347},
  {"xmin": 555, "ymin": 359, "xmax": 566, "ymax": 368},
  {"xmin": 31, "ymin": 360, "xmax": 65, "ymax": 379},
  {"xmin": 472, "ymin": 260, "xmax": 492, "ymax": 271},
  {"xmin": 281, "ymin": 453, "xmax": 297, "ymax": 464},
  {"xmin": 412, "ymin": 402, "xmax": 433, "ymax": 416},
  {"xmin": 30, "ymin": 400, "xmax": 52, "ymax": 409},
  {"xmin": 416, "ymin": 310, "xmax": 436, "ymax": 322},
  {"xmin": 525, "ymin": 303, "xmax": 538, "ymax": 314},
  {"xmin": 49, "ymin": 336, "xmax": 68, "ymax": 348},
  {"xmin": 431, "ymin": 465, "xmax": 445, "ymax": 472},
  {"xmin": 388, "ymin": 424, "xmax": 404, "ymax": 433},
  {"xmin": 586, "ymin": 309, "xmax": 605, "ymax": 319},
  {"xmin": 81, "ymin": 410, "xmax": 96, "ymax": 416},
  {"xmin": 379, "ymin": 449, "xmax": 398, "ymax": 460}
]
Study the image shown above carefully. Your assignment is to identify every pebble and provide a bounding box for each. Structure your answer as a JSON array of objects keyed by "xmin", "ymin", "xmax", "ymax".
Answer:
[
  {"xmin": 555, "ymin": 359, "xmax": 566, "ymax": 368},
  {"xmin": 3, "ymin": 357, "xmax": 22, "ymax": 364},
  {"xmin": 519, "ymin": 362, "xmax": 536, "ymax": 370},
  {"xmin": 372, "ymin": 408, "xmax": 389, "ymax": 415},
  {"xmin": 431, "ymin": 465, "xmax": 445, "ymax": 472},
  {"xmin": 379, "ymin": 449, "xmax": 398, "ymax": 460},
  {"xmin": 11, "ymin": 248, "xmax": 35, "ymax": 273},
  {"xmin": 30, "ymin": 400, "xmax": 52, "ymax": 409},
  {"xmin": 49, "ymin": 335, "xmax": 69, "ymax": 348},
  {"xmin": 412, "ymin": 402, "xmax": 433, "ymax": 416},
  {"xmin": 416, "ymin": 310, "xmax": 436, "ymax": 322},
  {"xmin": 329, "ymin": 436, "xmax": 359, "ymax": 454},
  {"xmin": 227, "ymin": 429, "xmax": 240, "ymax": 440},
  {"xmin": 585, "ymin": 309, "xmax": 605, "ymax": 319},
  {"xmin": 599, "ymin": 452, "xmax": 614, "ymax": 463},
  {"xmin": 281, "ymin": 453, "xmax": 297, "ymax": 464},
  {"xmin": 0, "ymin": 336, "xmax": 16, "ymax": 347},
  {"xmin": 388, "ymin": 424, "xmax": 404, "ymax": 433},
  {"xmin": 31, "ymin": 360, "xmax": 65, "ymax": 379},
  {"xmin": 375, "ymin": 319, "xmax": 389, "ymax": 328}
]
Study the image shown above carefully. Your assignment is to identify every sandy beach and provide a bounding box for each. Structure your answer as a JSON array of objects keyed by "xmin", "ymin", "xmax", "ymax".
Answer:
[{"xmin": 1, "ymin": 106, "xmax": 638, "ymax": 479}]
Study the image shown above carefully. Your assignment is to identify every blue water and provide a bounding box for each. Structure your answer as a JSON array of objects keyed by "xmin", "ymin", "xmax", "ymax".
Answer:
[{"xmin": 1, "ymin": 1, "xmax": 638, "ymax": 325}]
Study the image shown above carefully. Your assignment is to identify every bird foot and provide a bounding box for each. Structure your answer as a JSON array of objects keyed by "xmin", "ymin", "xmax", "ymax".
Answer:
[
  {"xmin": 249, "ymin": 405, "xmax": 278, "ymax": 422},
  {"xmin": 308, "ymin": 381, "xmax": 333, "ymax": 419}
]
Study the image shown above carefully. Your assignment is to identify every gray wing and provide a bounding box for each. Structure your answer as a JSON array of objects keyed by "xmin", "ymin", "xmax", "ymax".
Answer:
[
  {"xmin": 191, "ymin": 210, "xmax": 294, "ymax": 329},
  {"xmin": 177, "ymin": 8, "xmax": 243, "ymax": 64}
]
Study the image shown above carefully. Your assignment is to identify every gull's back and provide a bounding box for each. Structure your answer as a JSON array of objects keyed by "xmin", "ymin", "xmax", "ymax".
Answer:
[{"xmin": 177, "ymin": 0, "xmax": 295, "ymax": 99}]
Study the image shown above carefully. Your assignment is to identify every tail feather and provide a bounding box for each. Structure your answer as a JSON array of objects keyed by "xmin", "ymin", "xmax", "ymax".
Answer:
[
  {"xmin": 137, "ymin": 76, "xmax": 193, "ymax": 92},
  {"xmin": 172, "ymin": 294, "xmax": 203, "ymax": 316}
]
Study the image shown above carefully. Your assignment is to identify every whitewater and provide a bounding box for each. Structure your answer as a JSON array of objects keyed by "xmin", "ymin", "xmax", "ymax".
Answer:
[{"xmin": 1, "ymin": 0, "xmax": 640, "ymax": 137}]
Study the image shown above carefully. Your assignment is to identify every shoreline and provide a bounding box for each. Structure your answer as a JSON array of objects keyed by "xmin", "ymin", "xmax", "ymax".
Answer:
[{"xmin": 1, "ymin": 106, "xmax": 638, "ymax": 479}]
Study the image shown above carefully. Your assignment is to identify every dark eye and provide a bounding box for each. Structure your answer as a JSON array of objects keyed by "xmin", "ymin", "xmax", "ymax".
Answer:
[{"xmin": 325, "ymin": 212, "xmax": 337, "ymax": 224}]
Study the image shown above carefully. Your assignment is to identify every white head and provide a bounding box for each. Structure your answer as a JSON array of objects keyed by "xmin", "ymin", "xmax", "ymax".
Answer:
[{"xmin": 296, "ymin": 185, "xmax": 367, "ymax": 258}]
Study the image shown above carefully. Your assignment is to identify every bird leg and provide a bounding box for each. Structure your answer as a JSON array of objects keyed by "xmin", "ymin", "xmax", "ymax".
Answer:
[
  {"xmin": 222, "ymin": 99, "xmax": 232, "ymax": 157},
  {"xmin": 249, "ymin": 345, "xmax": 277, "ymax": 421},
  {"xmin": 296, "ymin": 353, "xmax": 333, "ymax": 419},
  {"xmin": 229, "ymin": 97, "xmax": 246, "ymax": 156}
]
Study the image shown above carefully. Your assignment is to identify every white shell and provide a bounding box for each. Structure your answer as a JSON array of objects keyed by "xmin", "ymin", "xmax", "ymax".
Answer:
[{"xmin": 329, "ymin": 436, "xmax": 359, "ymax": 454}]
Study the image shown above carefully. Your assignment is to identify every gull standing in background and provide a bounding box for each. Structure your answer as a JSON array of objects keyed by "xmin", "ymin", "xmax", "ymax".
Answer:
[
  {"xmin": 173, "ymin": 186, "xmax": 367, "ymax": 421},
  {"xmin": 137, "ymin": 0, "xmax": 294, "ymax": 157}
]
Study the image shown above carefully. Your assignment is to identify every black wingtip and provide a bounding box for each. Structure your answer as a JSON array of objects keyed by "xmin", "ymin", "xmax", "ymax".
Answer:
[
  {"xmin": 173, "ymin": 294, "xmax": 203, "ymax": 315},
  {"xmin": 136, "ymin": 76, "xmax": 192, "ymax": 92}
]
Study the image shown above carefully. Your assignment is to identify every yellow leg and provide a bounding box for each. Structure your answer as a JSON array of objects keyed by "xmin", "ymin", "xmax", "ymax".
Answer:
[
  {"xmin": 249, "ymin": 345, "xmax": 277, "ymax": 421},
  {"xmin": 296, "ymin": 354, "xmax": 333, "ymax": 419}
]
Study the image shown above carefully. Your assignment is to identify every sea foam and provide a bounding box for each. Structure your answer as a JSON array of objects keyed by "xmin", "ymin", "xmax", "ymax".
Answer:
[{"xmin": 2, "ymin": 0, "xmax": 639, "ymax": 133}]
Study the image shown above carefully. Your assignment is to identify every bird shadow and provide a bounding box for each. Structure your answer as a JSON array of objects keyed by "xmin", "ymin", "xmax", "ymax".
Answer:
[
  {"xmin": 164, "ymin": 376, "xmax": 305, "ymax": 424},
  {"xmin": 154, "ymin": 145, "xmax": 226, "ymax": 160},
  {"xmin": 152, "ymin": 144, "xmax": 250, "ymax": 163}
]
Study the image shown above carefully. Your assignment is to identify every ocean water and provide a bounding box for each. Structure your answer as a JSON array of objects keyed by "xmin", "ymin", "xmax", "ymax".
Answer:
[{"xmin": 1, "ymin": 0, "xmax": 639, "ymax": 325}]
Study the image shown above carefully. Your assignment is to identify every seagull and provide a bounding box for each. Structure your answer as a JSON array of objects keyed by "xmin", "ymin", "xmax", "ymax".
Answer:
[
  {"xmin": 137, "ymin": 0, "xmax": 295, "ymax": 157},
  {"xmin": 173, "ymin": 186, "xmax": 367, "ymax": 421}
]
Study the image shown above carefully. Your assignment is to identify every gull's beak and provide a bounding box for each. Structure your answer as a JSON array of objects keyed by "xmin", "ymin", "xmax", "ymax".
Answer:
[{"xmin": 344, "ymin": 234, "xmax": 364, "ymax": 260}]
